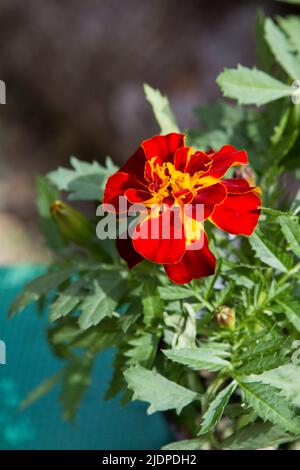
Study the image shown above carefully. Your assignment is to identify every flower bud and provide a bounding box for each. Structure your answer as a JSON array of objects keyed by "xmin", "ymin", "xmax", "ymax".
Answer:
[
  {"xmin": 50, "ymin": 200, "xmax": 94, "ymax": 248},
  {"xmin": 215, "ymin": 305, "xmax": 235, "ymax": 329}
]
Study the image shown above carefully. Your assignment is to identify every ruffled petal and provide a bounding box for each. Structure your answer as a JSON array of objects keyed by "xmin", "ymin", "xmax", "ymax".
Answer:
[
  {"xmin": 141, "ymin": 133, "xmax": 185, "ymax": 163},
  {"xmin": 174, "ymin": 147, "xmax": 191, "ymax": 172},
  {"xmin": 210, "ymin": 191, "xmax": 261, "ymax": 236},
  {"xmin": 185, "ymin": 151, "xmax": 212, "ymax": 176},
  {"xmin": 125, "ymin": 188, "xmax": 152, "ymax": 204},
  {"xmin": 120, "ymin": 147, "xmax": 147, "ymax": 183},
  {"xmin": 103, "ymin": 172, "xmax": 145, "ymax": 212},
  {"xmin": 116, "ymin": 235, "xmax": 143, "ymax": 269},
  {"xmin": 222, "ymin": 178, "xmax": 254, "ymax": 194},
  {"xmin": 207, "ymin": 145, "xmax": 248, "ymax": 179},
  {"xmin": 188, "ymin": 183, "xmax": 227, "ymax": 221},
  {"xmin": 164, "ymin": 232, "xmax": 216, "ymax": 284},
  {"xmin": 132, "ymin": 207, "xmax": 186, "ymax": 264}
]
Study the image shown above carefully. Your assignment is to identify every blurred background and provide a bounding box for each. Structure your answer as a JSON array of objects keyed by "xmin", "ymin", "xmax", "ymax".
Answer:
[{"xmin": 0, "ymin": 0, "xmax": 294, "ymax": 263}]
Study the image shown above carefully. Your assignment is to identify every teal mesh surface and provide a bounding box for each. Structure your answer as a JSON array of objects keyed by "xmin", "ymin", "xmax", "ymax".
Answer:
[{"xmin": 0, "ymin": 266, "xmax": 172, "ymax": 450}]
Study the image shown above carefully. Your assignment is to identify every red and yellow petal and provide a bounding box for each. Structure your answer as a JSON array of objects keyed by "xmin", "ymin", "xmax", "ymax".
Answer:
[
  {"xmin": 132, "ymin": 207, "xmax": 186, "ymax": 264},
  {"xmin": 141, "ymin": 133, "xmax": 185, "ymax": 163},
  {"xmin": 164, "ymin": 232, "xmax": 216, "ymax": 284},
  {"xmin": 210, "ymin": 190, "xmax": 261, "ymax": 236},
  {"xmin": 103, "ymin": 171, "xmax": 145, "ymax": 212},
  {"xmin": 185, "ymin": 151, "xmax": 212, "ymax": 176},
  {"xmin": 125, "ymin": 188, "xmax": 152, "ymax": 204},
  {"xmin": 189, "ymin": 183, "xmax": 227, "ymax": 220},
  {"xmin": 222, "ymin": 178, "xmax": 255, "ymax": 194},
  {"xmin": 207, "ymin": 145, "xmax": 248, "ymax": 179}
]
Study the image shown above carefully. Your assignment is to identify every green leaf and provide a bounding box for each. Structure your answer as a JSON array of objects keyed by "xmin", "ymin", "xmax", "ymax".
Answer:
[
  {"xmin": 278, "ymin": 16, "xmax": 300, "ymax": 55},
  {"xmin": 48, "ymin": 156, "xmax": 117, "ymax": 201},
  {"xmin": 158, "ymin": 285, "xmax": 192, "ymax": 300},
  {"xmin": 217, "ymin": 65, "xmax": 292, "ymax": 106},
  {"xmin": 162, "ymin": 438, "xmax": 207, "ymax": 450},
  {"xmin": 78, "ymin": 273, "xmax": 126, "ymax": 330},
  {"xmin": 279, "ymin": 215, "xmax": 300, "ymax": 257},
  {"xmin": 124, "ymin": 365, "xmax": 198, "ymax": 414},
  {"xmin": 265, "ymin": 18, "xmax": 300, "ymax": 80},
  {"xmin": 255, "ymin": 10, "xmax": 273, "ymax": 72},
  {"xmin": 142, "ymin": 283, "xmax": 163, "ymax": 327},
  {"xmin": 36, "ymin": 176, "xmax": 66, "ymax": 250},
  {"xmin": 20, "ymin": 371, "xmax": 63, "ymax": 410},
  {"xmin": 49, "ymin": 278, "xmax": 85, "ymax": 322},
  {"xmin": 220, "ymin": 422, "xmax": 291, "ymax": 450},
  {"xmin": 144, "ymin": 84, "xmax": 179, "ymax": 134},
  {"xmin": 198, "ymin": 381, "xmax": 237, "ymax": 435},
  {"xmin": 277, "ymin": 0, "xmax": 300, "ymax": 4},
  {"xmin": 237, "ymin": 380, "xmax": 300, "ymax": 435},
  {"xmin": 163, "ymin": 347, "xmax": 231, "ymax": 372},
  {"xmin": 125, "ymin": 332, "xmax": 159, "ymax": 367},
  {"xmin": 60, "ymin": 356, "xmax": 94, "ymax": 420},
  {"xmin": 249, "ymin": 230, "xmax": 292, "ymax": 272},
  {"xmin": 277, "ymin": 300, "xmax": 300, "ymax": 332},
  {"xmin": 9, "ymin": 267, "xmax": 75, "ymax": 318},
  {"xmin": 251, "ymin": 364, "xmax": 300, "ymax": 409}
]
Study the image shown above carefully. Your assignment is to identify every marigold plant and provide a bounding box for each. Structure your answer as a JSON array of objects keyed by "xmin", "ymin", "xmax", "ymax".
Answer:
[{"xmin": 10, "ymin": 2, "xmax": 300, "ymax": 450}]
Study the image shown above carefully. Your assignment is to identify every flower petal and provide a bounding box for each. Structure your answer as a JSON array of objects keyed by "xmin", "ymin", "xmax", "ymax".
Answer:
[
  {"xmin": 141, "ymin": 133, "xmax": 185, "ymax": 162},
  {"xmin": 116, "ymin": 235, "xmax": 143, "ymax": 269},
  {"xmin": 125, "ymin": 188, "xmax": 152, "ymax": 204},
  {"xmin": 185, "ymin": 151, "xmax": 212, "ymax": 176},
  {"xmin": 164, "ymin": 232, "xmax": 216, "ymax": 284},
  {"xmin": 132, "ymin": 207, "xmax": 186, "ymax": 264},
  {"xmin": 103, "ymin": 172, "xmax": 144, "ymax": 211},
  {"xmin": 222, "ymin": 178, "xmax": 253, "ymax": 194},
  {"xmin": 174, "ymin": 147, "xmax": 191, "ymax": 172},
  {"xmin": 207, "ymin": 145, "xmax": 248, "ymax": 179},
  {"xmin": 210, "ymin": 191, "xmax": 261, "ymax": 236},
  {"xmin": 120, "ymin": 146, "xmax": 147, "ymax": 183},
  {"xmin": 189, "ymin": 183, "xmax": 227, "ymax": 220}
]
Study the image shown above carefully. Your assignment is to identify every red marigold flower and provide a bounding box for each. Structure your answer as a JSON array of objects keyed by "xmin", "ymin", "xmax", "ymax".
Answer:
[{"xmin": 103, "ymin": 133, "xmax": 261, "ymax": 284}]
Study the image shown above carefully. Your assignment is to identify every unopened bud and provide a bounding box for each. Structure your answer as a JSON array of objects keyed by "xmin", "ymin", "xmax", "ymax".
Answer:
[
  {"xmin": 215, "ymin": 305, "xmax": 235, "ymax": 329},
  {"xmin": 50, "ymin": 200, "xmax": 94, "ymax": 248}
]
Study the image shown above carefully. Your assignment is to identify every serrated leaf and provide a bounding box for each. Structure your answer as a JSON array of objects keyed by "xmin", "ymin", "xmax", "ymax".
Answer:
[
  {"xmin": 278, "ymin": 15, "xmax": 300, "ymax": 55},
  {"xmin": 237, "ymin": 380, "xmax": 300, "ymax": 435},
  {"xmin": 124, "ymin": 365, "xmax": 198, "ymax": 414},
  {"xmin": 49, "ymin": 278, "xmax": 85, "ymax": 322},
  {"xmin": 277, "ymin": 300, "xmax": 300, "ymax": 332},
  {"xmin": 220, "ymin": 422, "xmax": 291, "ymax": 450},
  {"xmin": 125, "ymin": 332, "xmax": 158, "ymax": 367},
  {"xmin": 279, "ymin": 215, "xmax": 300, "ymax": 257},
  {"xmin": 20, "ymin": 371, "xmax": 63, "ymax": 410},
  {"xmin": 60, "ymin": 356, "xmax": 94, "ymax": 420},
  {"xmin": 144, "ymin": 84, "xmax": 179, "ymax": 134},
  {"xmin": 163, "ymin": 347, "xmax": 231, "ymax": 372},
  {"xmin": 250, "ymin": 364, "xmax": 300, "ymax": 408},
  {"xmin": 198, "ymin": 381, "xmax": 237, "ymax": 435},
  {"xmin": 249, "ymin": 230, "xmax": 292, "ymax": 272},
  {"xmin": 237, "ymin": 353, "xmax": 287, "ymax": 375},
  {"xmin": 162, "ymin": 438, "xmax": 207, "ymax": 450},
  {"xmin": 9, "ymin": 267, "xmax": 75, "ymax": 318},
  {"xmin": 265, "ymin": 18, "xmax": 300, "ymax": 80},
  {"xmin": 217, "ymin": 65, "xmax": 292, "ymax": 106},
  {"xmin": 48, "ymin": 156, "xmax": 117, "ymax": 201},
  {"xmin": 78, "ymin": 273, "xmax": 126, "ymax": 330},
  {"xmin": 158, "ymin": 285, "xmax": 192, "ymax": 300}
]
